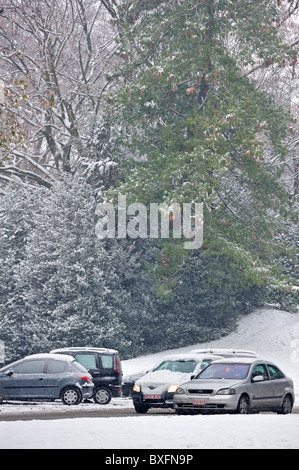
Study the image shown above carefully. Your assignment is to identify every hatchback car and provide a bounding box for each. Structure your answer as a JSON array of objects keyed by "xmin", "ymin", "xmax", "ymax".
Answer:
[
  {"xmin": 131, "ymin": 353, "xmax": 224, "ymax": 413},
  {"xmin": 173, "ymin": 357, "xmax": 295, "ymax": 415},
  {"xmin": 0, "ymin": 353, "xmax": 94, "ymax": 405},
  {"xmin": 51, "ymin": 347, "xmax": 122, "ymax": 404}
]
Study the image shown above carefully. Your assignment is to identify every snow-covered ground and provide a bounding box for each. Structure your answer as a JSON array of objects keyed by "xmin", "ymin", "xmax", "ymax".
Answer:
[{"xmin": 0, "ymin": 308, "xmax": 299, "ymax": 449}]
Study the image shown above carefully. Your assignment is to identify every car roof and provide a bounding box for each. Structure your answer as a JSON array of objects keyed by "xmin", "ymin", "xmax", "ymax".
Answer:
[
  {"xmin": 209, "ymin": 357, "xmax": 263, "ymax": 365},
  {"xmin": 24, "ymin": 353, "xmax": 76, "ymax": 362},
  {"xmin": 158, "ymin": 353, "xmax": 224, "ymax": 362},
  {"xmin": 190, "ymin": 348, "xmax": 257, "ymax": 358},
  {"xmin": 50, "ymin": 347, "xmax": 119, "ymax": 355},
  {"xmin": 0, "ymin": 353, "xmax": 76, "ymax": 370}
]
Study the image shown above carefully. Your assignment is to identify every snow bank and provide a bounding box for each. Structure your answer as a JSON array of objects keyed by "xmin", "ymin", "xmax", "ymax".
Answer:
[{"xmin": 0, "ymin": 414, "xmax": 298, "ymax": 449}]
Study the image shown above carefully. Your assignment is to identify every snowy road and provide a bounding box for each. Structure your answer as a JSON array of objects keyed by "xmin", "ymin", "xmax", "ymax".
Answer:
[
  {"xmin": 0, "ymin": 398, "xmax": 299, "ymax": 449},
  {"xmin": 0, "ymin": 398, "xmax": 298, "ymax": 421},
  {"xmin": 1, "ymin": 412, "xmax": 299, "ymax": 449}
]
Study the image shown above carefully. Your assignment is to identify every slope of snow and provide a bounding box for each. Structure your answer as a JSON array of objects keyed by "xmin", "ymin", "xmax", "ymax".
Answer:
[{"xmin": 122, "ymin": 308, "xmax": 299, "ymax": 399}]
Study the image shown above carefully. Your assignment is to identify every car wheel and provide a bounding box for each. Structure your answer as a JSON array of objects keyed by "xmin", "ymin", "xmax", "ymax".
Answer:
[
  {"xmin": 94, "ymin": 387, "xmax": 112, "ymax": 405},
  {"xmin": 278, "ymin": 395, "xmax": 293, "ymax": 415},
  {"xmin": 238, "ymin": 395, "xmax": 250, "ymax": 414},
  {"xmin": 134, "ymin": 403, "xmax": 149, "ymax": 414},
  {"xmin": 61, "ymin": 386, "xmax": 82, "ymax": 406}
]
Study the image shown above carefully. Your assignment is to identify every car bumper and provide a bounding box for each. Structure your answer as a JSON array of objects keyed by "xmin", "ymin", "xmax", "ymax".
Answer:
[
  {"xmin": 81, "ymin": 383, "xmax": 94, "ymax": 399},
  {"xmin": 132, "ymin": 390, "xmax": 175, "ymax": 409},
  {"xmin": 173, "ymin": 393, "xmax": 240, "ymax": 412},
  {"xmin": 110, "ymin": 384, "xmax": 122, "ymax": 397}
]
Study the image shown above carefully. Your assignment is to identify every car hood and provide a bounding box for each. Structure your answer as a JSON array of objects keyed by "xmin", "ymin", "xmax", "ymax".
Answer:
[
  {"xmin": 183, "ymin": 378, "xmax": 243, "ymax": 391},
  {"xmin": 136, "ymin": 370, "xmax": 192, "ymax": 392}
]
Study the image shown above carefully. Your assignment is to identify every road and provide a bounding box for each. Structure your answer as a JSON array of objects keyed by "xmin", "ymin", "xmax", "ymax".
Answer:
[{"xmin": 0, "ymin": 402, "xmax": 298, "ymax": 421}]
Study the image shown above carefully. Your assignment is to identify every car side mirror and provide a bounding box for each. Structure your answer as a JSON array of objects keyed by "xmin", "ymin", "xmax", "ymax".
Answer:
[
  {"xmin": 252, "ymin": 375, "xmax": 264, "ymax": 383},
  {"xmin": 190, "ymin": 375, "xmax": 195, "ymax": 380},
  {"xmin": 5, "ymin": 369, "xmax": 13, "ymax": 377}
]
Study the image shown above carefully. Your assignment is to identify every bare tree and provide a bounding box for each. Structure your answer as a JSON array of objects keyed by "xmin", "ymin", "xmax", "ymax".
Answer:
[
  {"xmin": 0, "ymin": 0, "xmax": 118, "ymax": 190},
  {"xmin": 243, "ymin": 1, "xmax": 299, "ymax": 195}
]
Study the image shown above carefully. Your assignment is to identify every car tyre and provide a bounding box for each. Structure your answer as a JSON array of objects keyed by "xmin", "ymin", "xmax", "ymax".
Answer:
[
  {"xmin": 278, "ymin": 395, "xmax": 293, "ymax": 415},
  {"xmin": 94, "ymin": 386, "xmax": 112, "ymax": 405},
  {"xmin": 61, "ymin": 386, "xmax": 82, "ymax": 406},
  {"xmin": 134, "ymin": 403, "xmax": 149, "ymax": 414},
  {"xmin": 237, "ymin": 395, "xmax": 250, "ymax": 414}
]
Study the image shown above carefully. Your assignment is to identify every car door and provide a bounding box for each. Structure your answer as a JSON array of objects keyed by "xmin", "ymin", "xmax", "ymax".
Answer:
[
  {"xmin": 267, "ymin": 364, "xmax": 287, "ymax": 408},
  {"xmin": 2, "ymin": 359, "xmax": 47, "ymax": 399},
  {"xmin": 44, "ymin": 358, "xmax": 69, "ymax": 399},
  {"xmin": 250, "ymin": 363, "xmax": 274, "ymax": 410},
  {"xmin": 74, "ymin": 353, "xmax": 99, "ymax": 378}
]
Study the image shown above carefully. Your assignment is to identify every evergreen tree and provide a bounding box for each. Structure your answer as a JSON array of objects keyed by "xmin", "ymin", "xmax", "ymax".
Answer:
[
  {"xmin": 108, "ymin": 0, "xmax": 298, "ymax": 299},
  {"xmin": 0, "ymin": 184, "xmax": 46, "ymax": 359}
]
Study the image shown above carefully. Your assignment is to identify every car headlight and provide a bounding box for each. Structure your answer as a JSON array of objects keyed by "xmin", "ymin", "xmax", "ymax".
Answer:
[
  {"xmin": 216, "ymin": 388, "xmax": 236, "ymax": 395},
  {"xmin": 167, "ymin": 384, "xmax": 181, "ymax": 394},
  {"xmin": 133, "ymin": 384, "xmax": 141, "ymax": 393},
  {"xmin": 174, "ymin": 387, "xmax": 185, "ymax": 395}
]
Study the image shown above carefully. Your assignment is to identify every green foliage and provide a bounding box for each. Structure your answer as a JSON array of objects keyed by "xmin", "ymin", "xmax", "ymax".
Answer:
[{"xmin": 107, "ymin": 0, "xmax": 298, "ymax": 300}]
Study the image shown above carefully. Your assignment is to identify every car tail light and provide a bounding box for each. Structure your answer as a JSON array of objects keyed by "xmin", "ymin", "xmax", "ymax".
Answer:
[
  {"xmin": 78, "ymin": 376, "xmax": 90, "ymax": 382},
  {"xmin": 114, "ymin": 356, "xmax": 120, "ymax": 373}
]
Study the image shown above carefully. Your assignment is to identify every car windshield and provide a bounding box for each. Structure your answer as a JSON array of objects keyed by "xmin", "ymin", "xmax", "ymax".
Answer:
[
  {"xmin": 153, "ymin": 360, "xmax": 198, "ymax": 374},
  {"xmin": 197, "ymin": 363, "xmax": 250, "ymax": 380}
]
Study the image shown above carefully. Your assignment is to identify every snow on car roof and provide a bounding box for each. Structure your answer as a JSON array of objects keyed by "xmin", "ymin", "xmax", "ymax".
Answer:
[
  {"xmin": 50, "ymin": 347, "xmax": 119, "ymax": 354},
  {"xmin": 24, "ymin": 353, "xmax": 76, "ymax": 362},
  {"xmin": 190, "ymin": 348, "xmax": 257, "ymax": 357},
  {"xmin": 159, "ymin": 353, "xmax": 223, "ymax": 362},
  {"xmin": 210, "ymin": 357, "xmax": 259, "ymax": 364}
]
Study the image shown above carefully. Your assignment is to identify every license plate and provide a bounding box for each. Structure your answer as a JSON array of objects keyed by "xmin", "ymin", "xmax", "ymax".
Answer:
[
  {"xmin": 143, "ymin": 394, "xmax": 162, "ymax": 400},
  {"xmin": 192, "ymin": 399, "xmax": 206, "ymax": 406}
]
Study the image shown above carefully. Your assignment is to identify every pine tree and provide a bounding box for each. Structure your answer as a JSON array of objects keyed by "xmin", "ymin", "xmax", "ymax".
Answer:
[{"xmin": 108, "ymin": 0, "xmax": 298, "ymax": 299}]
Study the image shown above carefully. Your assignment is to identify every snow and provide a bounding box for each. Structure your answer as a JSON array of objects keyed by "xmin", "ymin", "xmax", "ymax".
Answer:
[
  {"xmin": 0, "ymin": 308, "xmax": 299, "ymax": 449},
  {"xmin": 1, "ymin": 414, "xmax": 299, "ymax": 449}
]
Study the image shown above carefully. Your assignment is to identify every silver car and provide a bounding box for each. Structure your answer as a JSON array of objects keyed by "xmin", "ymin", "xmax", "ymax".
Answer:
[{"xmin": 173, "ymin": 358, "xmax": 295, "ymax": 415}]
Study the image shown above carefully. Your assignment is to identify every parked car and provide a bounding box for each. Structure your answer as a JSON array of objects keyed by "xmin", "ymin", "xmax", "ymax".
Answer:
[
  {"xmin": 0, "ymin": 353, "xmax": 93, "ymax": 405},
  {"xmin": 131, "ymin": 353, "xmax": 224, "ymax": 413},
  {"xmin": 173, "ymin": 357, "xmax": 295, "ymax": 415},
  {"xmin": 51, "ymin": 347, "xmax": 122, "ymax": 404},
  {"xmin": 122, "ymin": 370, "xmax": 147, "ymax": 397}
]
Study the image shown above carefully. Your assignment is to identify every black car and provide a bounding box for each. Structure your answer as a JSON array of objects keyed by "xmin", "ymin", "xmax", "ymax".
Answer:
[{"xmin": 50, "ymin": 347, "xmax": 122, "ymax": 404}]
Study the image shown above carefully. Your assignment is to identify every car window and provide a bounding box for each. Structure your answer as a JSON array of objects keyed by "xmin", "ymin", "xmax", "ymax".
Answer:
[
  {"xmin": 198, "ymin": 363, "xmax": 250, "ymax": 379},
  {"xmin": 74, "ymin": 354, "xmax": 97, "ymax": 369},
  {"xmin": 13, "ymin": 360, "xmax": 45, "ymax": 374},
  {"xmin": 200, "ymin": 359, "xmax": 212, "ymax": 370},
  {"xmin": 101, "ymin": 355, "xmax": 113, "ymax": 369},
  {"xmin": 252, "ymin": 364, "xmax": 269, "ymax": 380},
  {"xmin": 47, "ymin": 359, "xmax": 67, "ymax": 374},
  {"xmin": 153, "ymin": 360, "xmax": 198, "ymax": 373},
  {"xmin": 268, "ymin": 364, "xmax": 284, "ymax": 380},
  {"xmin": 72, "ymin": 361, "xmax": 88, "ymax": 373}
]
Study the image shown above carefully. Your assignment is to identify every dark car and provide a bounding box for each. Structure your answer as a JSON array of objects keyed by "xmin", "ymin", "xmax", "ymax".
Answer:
[
  {"xmin": 51, "ymin": 347, "xmax": 122, "ymax": 404},
  {"xmin": 122, "ymin": 370, "xmax": 147, "ymax": 397},
  {"xmin": 0, "ymin": 353, "xmax": 94, "ymax": 405}
]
